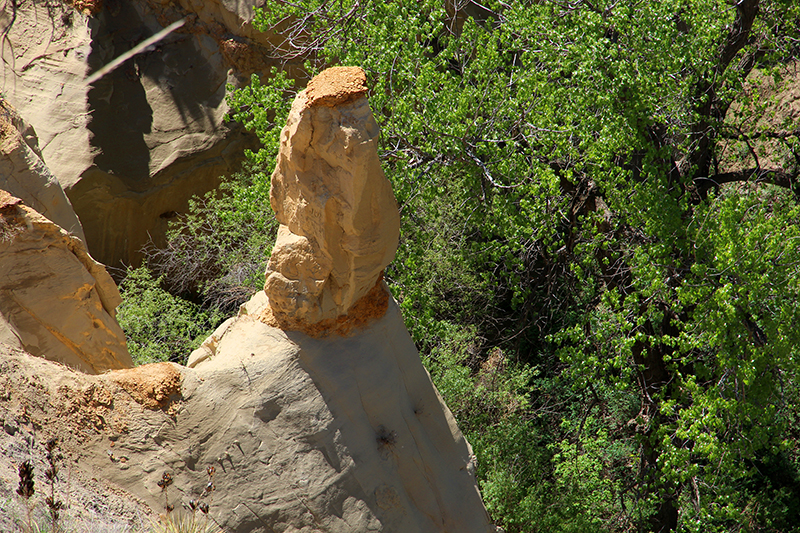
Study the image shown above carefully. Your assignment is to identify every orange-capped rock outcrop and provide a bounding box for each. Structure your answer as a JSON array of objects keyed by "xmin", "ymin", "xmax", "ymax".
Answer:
[{"xmin": 264, "ymin": 66, "xmax": 401, "ymax": 332}]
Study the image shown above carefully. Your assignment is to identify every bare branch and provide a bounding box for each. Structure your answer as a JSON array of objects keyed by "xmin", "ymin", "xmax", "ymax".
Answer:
[
  {"xmin": 465, "ymin": 146, "xmax": 521, "ymax": 189},
  {"xmin": 83, "ymin": 19, "xmax": 186, "ymax": 86},
  {"xmin": 697, "ymin": 167, "xmax": 799, "ymax": 194}
]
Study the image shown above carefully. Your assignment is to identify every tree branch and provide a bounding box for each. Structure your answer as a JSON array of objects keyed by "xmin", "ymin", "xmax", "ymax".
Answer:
[
  {"xmin": 696, "ymin": 167, "xmax": 799, "ymax": 195},
  {"xmin": 717, "ymin": 0, "xmax": 760, "ymax": 75}
]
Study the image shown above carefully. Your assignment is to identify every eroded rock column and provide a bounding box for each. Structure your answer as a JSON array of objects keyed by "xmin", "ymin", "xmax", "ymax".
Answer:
[{"xmin": 263, "ymin": 67, "xmax": 400, "ymax": 335}]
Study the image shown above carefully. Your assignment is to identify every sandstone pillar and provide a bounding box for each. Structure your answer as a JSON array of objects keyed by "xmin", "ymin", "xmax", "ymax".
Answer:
[{"xmin": 263, "ymin": 67, "xmax": 401, "ymax": 335}]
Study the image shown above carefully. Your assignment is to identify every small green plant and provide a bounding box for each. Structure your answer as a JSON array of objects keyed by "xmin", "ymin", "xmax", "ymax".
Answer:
[
  {"xmin": 117, "ymin": 267, "xmax": 224, "ymax": 366},
  {"xmin": 142, "ymin": 169, "xmax": 278, "ymax": 315}
]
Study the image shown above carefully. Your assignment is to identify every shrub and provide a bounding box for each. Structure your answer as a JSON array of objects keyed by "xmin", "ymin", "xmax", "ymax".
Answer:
[
  {"xmin": 143, "ymin": 169, "xmax": 279, "ymax": 315},
  {"xmin": 117, "ymin": 267, "xmax": 224, "ymax": 366}
]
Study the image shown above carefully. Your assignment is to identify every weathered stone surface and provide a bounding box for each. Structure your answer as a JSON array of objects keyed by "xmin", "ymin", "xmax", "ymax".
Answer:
[
  {"xmin": 0, "ymin": 291, "xmax": 495, "ymax": 533},
  {"xmin": 0, "ymin": 99, "xmax": 86, "ymax": 241},
  {"xmin": 265, "ymin": 67, "xmax": 401, "ymax": 326},
  {"xmin": 0, "ymin": 191, "xmax": 132, "ymax": 373},
  {"xmin": 305, "ymin": 65, "xmax": 368, "ymax": 107},
  {"xmin": 0, "ymin": 0, "xmax": 278, "ymax": 269}
]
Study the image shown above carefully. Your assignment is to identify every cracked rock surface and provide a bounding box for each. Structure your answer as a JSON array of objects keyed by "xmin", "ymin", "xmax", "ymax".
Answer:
[{"xmin": 265, "ymin": 67, "xmax": 401, "ymax": 329}]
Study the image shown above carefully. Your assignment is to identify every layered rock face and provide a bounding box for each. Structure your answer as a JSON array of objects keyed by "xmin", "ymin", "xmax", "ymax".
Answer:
[
  {"xmin": 1, "ymin": 0, "xmax": 294, "ymax": 269},
  {"xmin": 264, "ymin": 67, "xmax": 401, "ymax": 330},
  {"xmin": 0, "ymin": 191, "xmax": 132, "ymax": 373},
  {"xmin": 0, "ymin": 293, "xmax": 494, "ymax": 533},
  {"xmin": 0, "ymin": 99, "xmax": 86, "ymax": 241}
]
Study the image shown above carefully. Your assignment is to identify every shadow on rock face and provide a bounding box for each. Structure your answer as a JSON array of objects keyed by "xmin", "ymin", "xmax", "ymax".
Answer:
[
  {"xmin": 76, "ymin": 1, "xmax": 245, "ymax": 270},
  {"xmin": 86, "ymin": 1, "xmax": 225, "ymax": 187},
  {"xmin": 280, "ymin": 299, "xmax": 491, "ymax": 532},
  {"xmin": 86, "ymin": 0, "xmax": 152, "ymax": 182}
]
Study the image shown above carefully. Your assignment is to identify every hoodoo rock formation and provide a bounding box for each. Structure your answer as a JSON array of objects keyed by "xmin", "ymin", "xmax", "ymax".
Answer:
[
  {"xmin": 0, "ymin": 67, "xmax": 495, "ymax": 532},
  {"xmin": 180, "ymin": 69, "xmax": 493, "ymax": 530},
  {"xmin": 264, "ymin": 67, "xmax": 401, "ymax": 332}
]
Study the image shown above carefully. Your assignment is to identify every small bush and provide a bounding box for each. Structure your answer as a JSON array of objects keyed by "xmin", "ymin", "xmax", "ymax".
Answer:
[
  {"xmin": 148, "ymin": 514, "xmax": 222, "ymax": 533},
  {"xmin": 117, "ymin": 267, "xmax": 224, "ymax": 366},
  {"xmin": 143, "ymin": 169, "xmax": 278, "ymax": 315}
]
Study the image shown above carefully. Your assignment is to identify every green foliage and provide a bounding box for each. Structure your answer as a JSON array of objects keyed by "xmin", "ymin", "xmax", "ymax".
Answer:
[
  {"xmin": 117, "ymin": 267, "xmax": 224, "ymax": 366},
  {"xmin": 423, "ymin": 323, "xmax": 534, "ymax": 431},
  {"xmin": 549, "ymin": 424, "xmax": 635, "ymax": 532},
  {"xmin": 144, "ymin": 169, "xmax": 279, "ymax": 314},
  {"xmin": 422, "ymin": 323, "xmax": 549, "ymax": 533},
  {"xmin": 475, "ymin": 418, "xmax": 553, "ymax": 533},
  {"xmin": 225, "ymin": 70, "xmax": 294, "ymax": 167}
]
